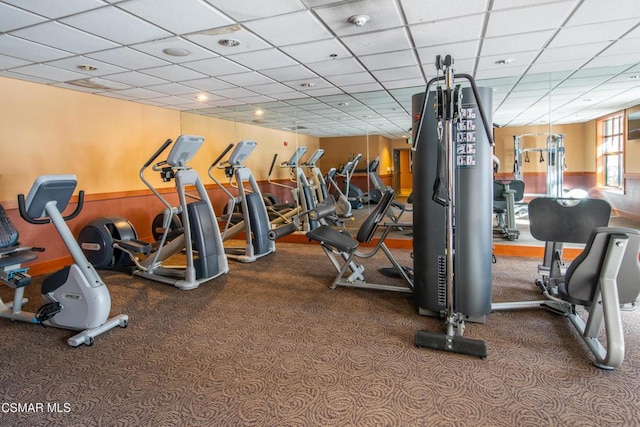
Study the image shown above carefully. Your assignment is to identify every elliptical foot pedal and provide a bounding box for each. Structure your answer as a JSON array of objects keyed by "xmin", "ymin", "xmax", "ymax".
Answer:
[{"xmin": 415, "ymin": 330, "xmax": 487, "ymax": 359}]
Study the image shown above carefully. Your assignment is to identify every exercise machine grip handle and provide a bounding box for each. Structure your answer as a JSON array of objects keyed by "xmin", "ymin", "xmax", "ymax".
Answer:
[
  {"xmin": 210, "ymin": 143, "xmax": 234, "ymax": 169},
  {"xmin": 268, "ymin": 154, "xmax": 278, "ymax": 177},
  {"xmin": 17, "ymin": 191, "xmax": 85, "ymax": 224},
  {"xmin": 17, "ymin": 194, "xmax": 48, "ymax": 224},
  {"xmin": 268, "ymin": 222, "xmax": 296, "ymax": 240},
  {"xmin": 62, "ymin": 190, "xmax": 84, "ymax": 221},
  {"xmin": 144, "ymin": 138, "xmax": 173, "ymax": 168},
  {"xmin": 309, "ymin": 204, "xmax": 336, "ymax": 221}
]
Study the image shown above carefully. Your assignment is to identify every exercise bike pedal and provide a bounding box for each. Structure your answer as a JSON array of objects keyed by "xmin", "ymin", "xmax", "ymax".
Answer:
[{"xmin": 35, "ymin": 302, "xmax": 62, "ymax": 325}]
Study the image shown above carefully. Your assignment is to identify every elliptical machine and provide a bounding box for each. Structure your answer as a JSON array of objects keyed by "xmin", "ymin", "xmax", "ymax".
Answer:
[
  {"xmin": 0, "ymin": 175, "xmax": 128, "ymax": 346},
  {"xmin": 208, "ymin": 140, "xmax": 275, "ymax": 263},
  {"xmin": 79, "ymin": 135, "xmax": 229, "ymax": 290}
]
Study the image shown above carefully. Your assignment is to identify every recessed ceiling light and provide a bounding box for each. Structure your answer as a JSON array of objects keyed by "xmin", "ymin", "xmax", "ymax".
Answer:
[
  {"xmin": 494, "ymin": 58, "xmax": 515, "ymax": 65},
  {"xmin": 338, "ymin": 102, "xmax": 349, "ymax": 107},
  {"xmin": 77, "ymin": 64, "xmax": 98, "ymax": 71},
  {"xmin": 629, "ymin": 75, "xmax": 640, "ymax": 80},
  {"xmin": 300, "ymin": 82, "xmax": 315, "ymax": 88},
  {"xmin": 254, "ymin": 109, "xmax": 264, "ymax": 116},
  {"xmin": 195, "ymin": 94, "xmax": 208, "ymax": 102},
  {"xmin": 219, "ymin": 38, "xmax": 241, "ymax": 47},
  {"xmin": 162, "ymin": 47, "xmax": 191, "ymax": 57}
]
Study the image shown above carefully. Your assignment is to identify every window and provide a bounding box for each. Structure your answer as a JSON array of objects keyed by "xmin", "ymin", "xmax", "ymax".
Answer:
[{"xmin": 600, "ymin": 113, "xmax": 624, "ymax": 189}]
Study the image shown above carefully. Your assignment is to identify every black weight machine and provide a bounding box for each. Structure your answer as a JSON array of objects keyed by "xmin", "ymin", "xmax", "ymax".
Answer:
[{"xmin": 412, "ymin": 55, "xmax": 495, "ymax": 358}]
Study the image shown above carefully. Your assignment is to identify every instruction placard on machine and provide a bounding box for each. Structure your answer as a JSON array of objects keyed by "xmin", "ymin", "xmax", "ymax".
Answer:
[{"xmin": 456, "ymin": 107, "xmax": 477, "ymax": 168}]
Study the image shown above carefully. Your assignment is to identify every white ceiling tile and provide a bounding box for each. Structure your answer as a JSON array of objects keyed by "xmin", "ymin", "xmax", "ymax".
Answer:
[
  {"xmin": 475, "ymin": 65, "xmax": 529, "ymax": 80},
  {"xmin": 244, "ymin": 11, "xmax": 333, "ymax": 46},
  {"xmin": 213, "ymin": 87, "xmax": 260, "ymax": 99},
  {"xmin": 61, "ymin": 6, "xmax": 171, "ymax": 45},
  {"xmin": 226, "ymin": 49, "xmax": 297, "ymax": 70},
  {"xmin": 0, "ymin": 53, "xmax": 30, "ymax": 70},
  {"xmin": 185, "ymin": 26, "xmax": 271, "ymax": 55},
  {"xmin": 144, "ymin": 83, "xmax": 200, "ymax": 96},
  {"xmin": 341, "ymin": 27, "xmax": 411, "ymax": 56},
  {"xmin": 339, "ymin": 82, "xmax": 384, "ymax": 93},
  {"xmin": 382, "ymin": 78, "xmax": 426, "ymax": 90},
  {"xmin": 111, "ymin": 87, "xmax": 165, "ymax": 99},
  {"xmin": 217, "ymin": 72, "xmax": 275, "ymax": 87},
  {"xmin": 478, "ymin": 50, "xmax": 538, "ymax": 71},
  {"xmin": 486, "ymin": 2, "xmax": 577, "ymax": 37},
  {"xmin": 410, "ymin": 15, "xmax": 484, "ymax": 47},
  {"xmin": 182, "ymin": 57, "xmax": 249, "ymax": 77},
  {"xmin": 0, "ymin": 34, "xmax": 73, "ymax": 62},
  {"xmin": 280, "ymin": 38, "xmax": 352, "ymax": 64},
  {"xmin": 181, "ymin": 77, "xmax": 236, "ymax": 92},
  {"xmin": 584, "ymin": 54, "xmax": 639, "ymax": 69},
  {"xmin": 87, "ymin": 47, "xmax": 169, "ymax": 70},
  {"xmin": 46, "ymin": 56, "xmax": 127, "ymax": 76},
  {"xmin": 0, "ymin": 3, "xmax": 46, "ymax": 32},
  {"xmin": 568, "ymin": 0, "xmax": 640, "ymax": 26},
  {"xmin": 359, "ymin": 50, "xmax": 418, "ymax": 71},
  {"xmin": 131, "ymin": 37, "xmax": 218, "ymax": 63},
  {"xmin": 482, "ymin": 31, "xmax": 553, "ymax": 56},
  {"xmin": 549, "ymin": 19, "xmax": 638, "ymax": 48},
  {"xmin": 299, "ymin": 87, "xmax": 343, "ymax": 97},
  {"xmin": 491, "ymin": 0, "xmax": 574, "ymax": 10},
  {"xmin": 536, "ymin": 42, "xmax": 609, "ymax": 64},
  {"xmin": 372, "ymin": 66, "xmax": 423, "ymax": 82},
  {"xmin": 526, "ymin": 59, "xmax": 584, "ymax": 74},
  {"xmin": 119, "ymin": 0, "xmax": 234, "ymax": 34},
  {"xmin": 325, "ymin": 72, "xmax": 376, "ymax": 86},
  {"xmin": 417, "ymin": 41, "xmax": 479, "ymax": 66},
  {"xmin": 313, "ymin": 0, "xmax": 403, "ymax": 36},
  {"xmin": 2, "ymin": 0, "xmax": 106, "ymax": 19},
  {"xmin": 11, "ymin": 63, "xmax": 88, "ymax": 81},
  {"xmin": 103, "ymin": 71, "xmax": 168, "ymax": 86},
  {"xmin": 11, "ymin": 22, "xmax": 118, "ymax": 54},
  {"xmin": 400, "ymin": 0, "xmax": 488, "ymax": 24},
  {"xmin": 598, "ymin": 38, "xmax": 640, "ymax": 58},
  {"xmin": 306, "ymin": 58, "xmax": 365, "ymax": 76},
  {"xmin": 260, "ymin": 65, "xmax": 319, "ymax": 82},
  {"xmin": 204, "ymin": 0, "xmax": 306, "ymax": 21},
  {"xmin": 139, "ymin": 64, "xmax": 208, "ymax": 82},
  {"xmin": 245, "ymin": 82, "xmax": 296, "ymax": 95}
]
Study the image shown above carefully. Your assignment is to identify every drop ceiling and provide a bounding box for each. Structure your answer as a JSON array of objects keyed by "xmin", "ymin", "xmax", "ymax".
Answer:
[{"xmin": 1, "ymin": 0, "xmax": 639, "ymax": 139}]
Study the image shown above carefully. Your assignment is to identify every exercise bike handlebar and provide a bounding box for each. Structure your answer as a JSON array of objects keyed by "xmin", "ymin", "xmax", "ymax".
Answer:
[{"xmin": 17, "ymin": 191, "xmax": 85, "ymax": 225}]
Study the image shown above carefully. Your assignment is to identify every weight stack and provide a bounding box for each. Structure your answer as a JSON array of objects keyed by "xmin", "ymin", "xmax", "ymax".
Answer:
[{"xmin": 411, "ymin": 87, "xmax": 493, "ymax": 321}]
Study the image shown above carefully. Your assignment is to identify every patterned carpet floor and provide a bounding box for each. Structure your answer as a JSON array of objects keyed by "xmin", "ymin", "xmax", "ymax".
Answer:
[{"xmin": 1, "ymin": 242, "xmax": 639, "ymax": 426}]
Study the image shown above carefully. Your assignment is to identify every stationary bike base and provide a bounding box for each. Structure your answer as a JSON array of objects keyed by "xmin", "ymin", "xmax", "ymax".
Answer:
[{"xmin": 66, "ymin": 314, "xmax": 129, "ymax": 347}]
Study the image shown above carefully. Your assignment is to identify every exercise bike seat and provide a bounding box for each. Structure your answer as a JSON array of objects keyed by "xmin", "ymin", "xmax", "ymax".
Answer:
[{"xmin": 559, "ymin": 227, "xmax": 640, "ymax": 306}]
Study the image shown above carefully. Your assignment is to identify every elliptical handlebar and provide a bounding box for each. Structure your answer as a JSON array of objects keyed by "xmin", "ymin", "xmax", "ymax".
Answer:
[
  {"xmin": 18, "ymin": 191, "xmax": 85, "ymax": 225},
  {"xmin": 208, "ymin": 143, "xmax": 235, "ymax": 172},
  {"xmin": 144, "ymin": 138, "xmax": 173, "ymax": 169}
]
